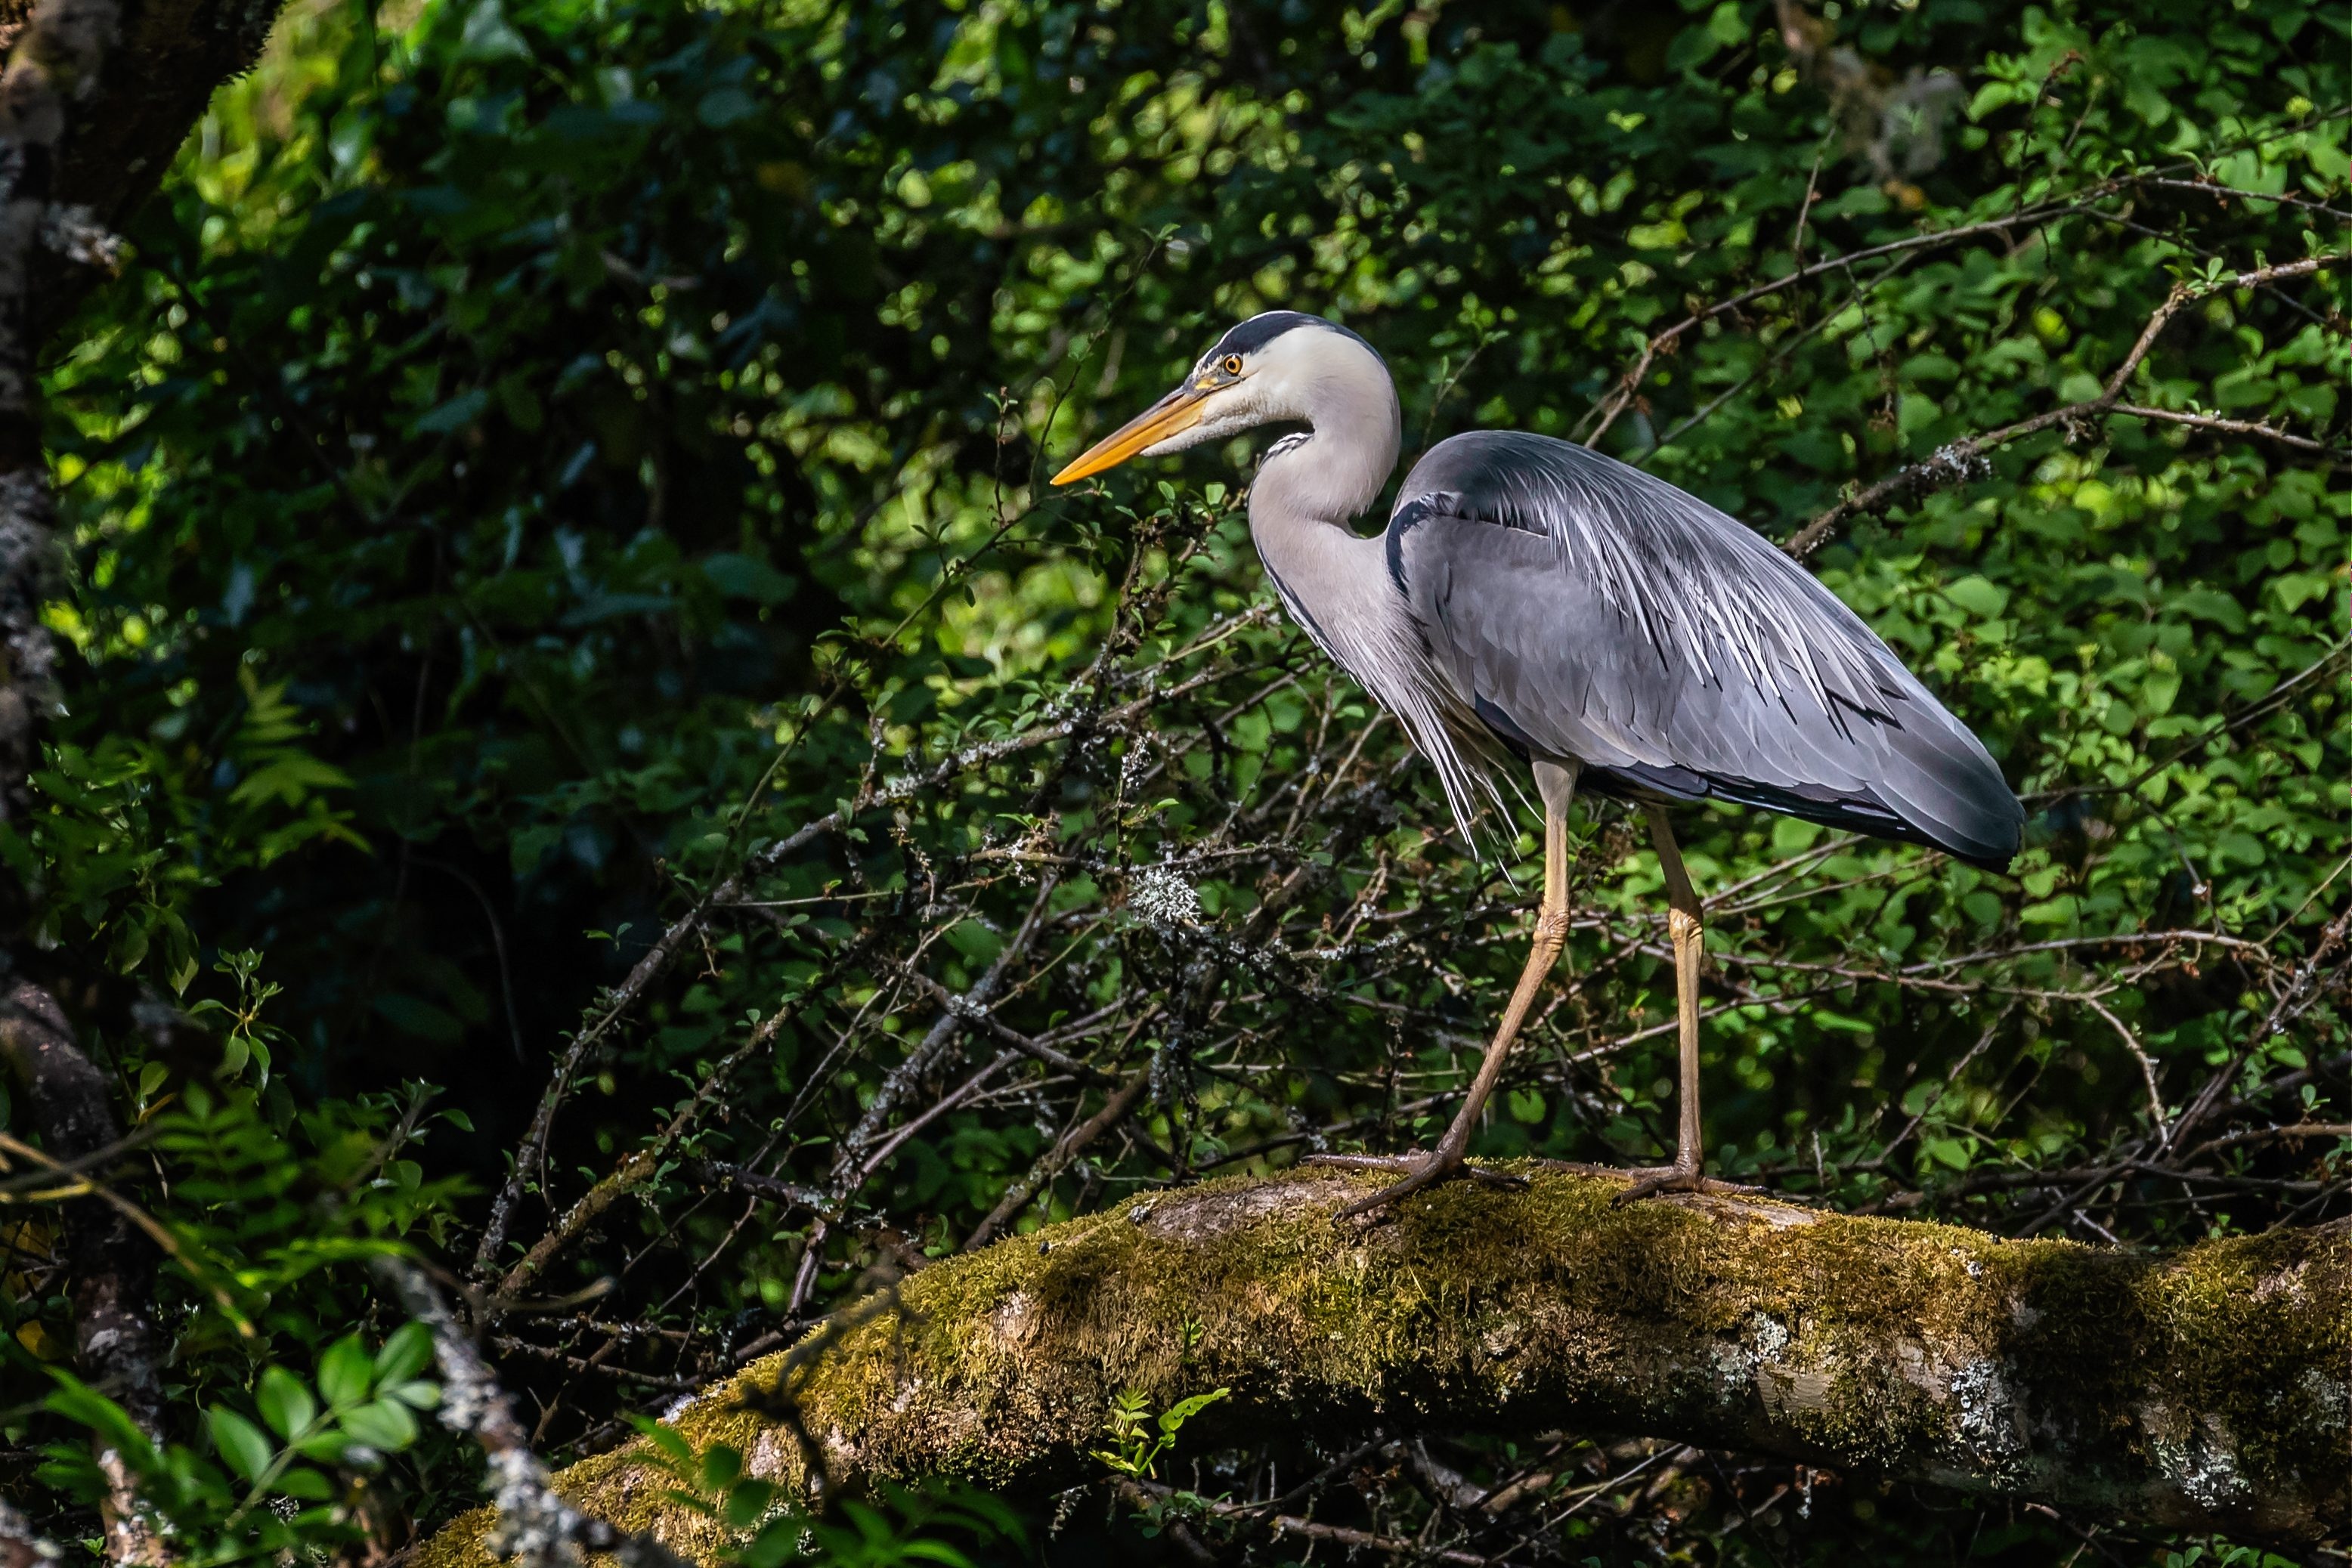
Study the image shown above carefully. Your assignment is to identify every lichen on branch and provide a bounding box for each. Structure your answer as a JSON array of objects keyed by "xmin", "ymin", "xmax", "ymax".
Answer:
[{"xmin": 413, "ymin": 1167, "xmax": 2351, "ymax": 1563}]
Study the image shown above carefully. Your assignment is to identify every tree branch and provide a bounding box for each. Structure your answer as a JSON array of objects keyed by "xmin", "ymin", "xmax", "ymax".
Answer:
[
  {"xmin": 1782, "ymin": 252, "xmax": 2346, "ymax": 558},
  {"xmin": 409, "ymin": 1169, "xmax": 2351, "ymax": 1563},
  {"xmin": 371, "ymin": 1257, "xmax": 695, "ymax": 1568}
]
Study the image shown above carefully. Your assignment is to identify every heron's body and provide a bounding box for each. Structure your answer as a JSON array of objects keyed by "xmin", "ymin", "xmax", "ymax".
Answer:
[{"xmin": 1054, "ymin": 310, "xmax": 2022, "ymax": 1208}]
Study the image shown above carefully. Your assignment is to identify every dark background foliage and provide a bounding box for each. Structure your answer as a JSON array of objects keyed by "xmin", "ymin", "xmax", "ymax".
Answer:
[{"xmin": 4, "ymin": 0, "xmax": 2347, "ymax": 1562}]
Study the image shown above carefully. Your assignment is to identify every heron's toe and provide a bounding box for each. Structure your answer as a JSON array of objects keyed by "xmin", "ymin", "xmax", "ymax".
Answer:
[
  {"xmin": 1612, "ymin": 1163, "xmax": 1759, "ymax": 1205},
  {"xmin": 1325, "ymin": 1150, "xmax": 1525, "ymax": 1220}
]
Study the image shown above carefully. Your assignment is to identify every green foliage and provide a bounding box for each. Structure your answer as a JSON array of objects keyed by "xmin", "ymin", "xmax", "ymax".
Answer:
[
  {"xmin": 185, "ymin": 950, "xmax": 292, "ymax": 1084},
  {"xmin": 2, "ymin": 1065, "xmax": 471, "ymax": 1560},
  {"xmin": 2160, "ymin": 1549, "xmax": 2309, "ymax": 1568},
  {"xmin": 5, "ymin": 0, "xmax": 2347, "ymax": 1562},
  {"xmin": 643, "ymin": 1423, "xmax": 1026, "ymax": 1567},
  {"xmin": 1089, "ymin": 1385, "xmax": 1230, "ymax": 1480},
  {"xmin": 38, "ymin": 1327, "xmax": 438, "ymax": 1566}
]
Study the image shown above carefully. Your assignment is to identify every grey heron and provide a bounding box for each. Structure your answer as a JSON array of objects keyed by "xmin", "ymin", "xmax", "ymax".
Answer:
[{"xmin": 1051, "ymin": 311, "xmax": 2022, "ymax": 1213}]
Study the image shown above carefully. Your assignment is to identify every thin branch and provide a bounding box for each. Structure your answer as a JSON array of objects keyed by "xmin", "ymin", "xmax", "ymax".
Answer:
[
  {"xmin": 0, "ymin": 985, "xmax": 165, "ymax": 1566},
  {"xmin": 373, "ymin": 1255, "xmax": 694, "ymax": 1568},
  {"xmin": 1782, "ymin": 251, "xmax": 2346, "ymax": 556}
]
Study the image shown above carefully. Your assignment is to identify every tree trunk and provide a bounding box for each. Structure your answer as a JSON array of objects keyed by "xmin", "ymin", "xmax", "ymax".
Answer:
[
  {"xmin": 411, "ymin": 1167, "xmax": 2351, "ymax": 1560},
  {"xmin": 0, "ymin": 0, "xmax": 284, "ymax": 1559}
]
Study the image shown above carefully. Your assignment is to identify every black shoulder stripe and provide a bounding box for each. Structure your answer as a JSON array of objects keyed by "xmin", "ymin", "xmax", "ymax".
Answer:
[{"xmin": 1385, "ymin": 495, "xmax": 1441, "ymax": 595}]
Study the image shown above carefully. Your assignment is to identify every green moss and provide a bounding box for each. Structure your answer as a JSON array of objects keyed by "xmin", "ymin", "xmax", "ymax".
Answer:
[{"xmin": 413, "ymin": 1169, "xmax": 2351, "ymax": 1566}]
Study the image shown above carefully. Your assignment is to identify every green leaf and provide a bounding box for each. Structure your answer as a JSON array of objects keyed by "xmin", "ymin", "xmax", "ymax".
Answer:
[
  {"xmin": 722, "ymin": 1478, "xmax": 777, "ymax": 1528},
  {"xmin": 456, "ymin": 0, "xmax": 531, "ymax": 62},
  {"xmin": 209, "ymin": 1406, "xmax": 276, "ymax": 1482},
  {"xmin": 292, "ymin": 1429, "xmax": 355, "ymax": 1463},
  {"xmin": 1943, "ymin": 575, "xmax": 2010, "ymax": 620},
  {"xmin": 410, "ymin": 387, "xmax": 491, "ymax": 436},
  {"xmin": 341, "ymin": 1398, "xmax": 420, "ymax": 1450},
  {"xmin": 636, "ymin": 1418, "xmax": 698, "ymax": 1468},
  {"xmin": 701, "ymin": 552, "xmax": 797, "ymax": 603},
  {"xmin": 227, "ymin": 753, "xmax": 354, "ymax": 809},
  {"xmin": 374, "ymin": 1322, "xmax": 435, "ymax": 1386},
  {"xmin": 900, "ymin": 1545, "xmax": 977, "ymax": 1568},
  {"xmin": 320, "ymin": 1335, "xmax": 373, "ymax": 1409},
  {"xmin": 698, "ymin": 88, "xmax": 759, "ymax": 128},
  {"xmin": 48, "ymin": 1376, "xmax": 159, "ymax": 1464},
  {"xmin": 256, "ymin": 1365, "xmax": 317, "ymax": 1440},
  {"xmin": 1923, "ymin": 1137, "xmax": 1973, "ymax": 1172},
  {"xmin": 1156, "ymin": 1386, "xmax": 1229, "ymax": 1435},
  {"xmin": 276, "ymin": 1465, "xmax": 336, "ymax": 1500},
  {"xmin": 1663, "ymin": 23, "xmax": 1720, "ymax": 71},
  {"xmin": 701, "ymin": 1444, "xmax": 742, "ymax": 1492},
  {"xmin": 385, "ymin": 1379, "xmax": 441, "ymax": 1410}
]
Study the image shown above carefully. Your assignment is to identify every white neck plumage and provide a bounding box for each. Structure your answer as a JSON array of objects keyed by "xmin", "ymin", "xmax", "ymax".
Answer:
[
  {"xmin": 1243, "ymin": 328, "xmax": 1403, "ymax": 529},
  {"xmin": 1233, "ymin": 326, "xmax": 1486, "ymax": 827}
]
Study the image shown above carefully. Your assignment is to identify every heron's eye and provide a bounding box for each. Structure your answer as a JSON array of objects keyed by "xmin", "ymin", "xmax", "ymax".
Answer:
[{"xmin": 1220, "ymin": 354, "xmax": 1243, "ymax": 376}]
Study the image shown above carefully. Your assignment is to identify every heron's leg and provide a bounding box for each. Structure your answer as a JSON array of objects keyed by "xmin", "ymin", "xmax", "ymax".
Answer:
[
  {"xmin": 1616, "ymin": 806, "xmax": 1753, "ymax": 1202},
  {"xmin": 1321, "ymin": 764, "xmax": 1576, "ymax": 1217}
]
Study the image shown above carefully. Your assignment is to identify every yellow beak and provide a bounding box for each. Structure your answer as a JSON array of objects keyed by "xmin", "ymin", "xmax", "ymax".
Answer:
[{"xmin": 1049, "ymin": 384, "xmax": 1209, "ymax": 485}]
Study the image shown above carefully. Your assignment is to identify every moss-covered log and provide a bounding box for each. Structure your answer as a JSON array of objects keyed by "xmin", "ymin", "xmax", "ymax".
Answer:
[{"xmin": 418, "ymin": 1168, "xmax": 2352, "ymax": 1562}]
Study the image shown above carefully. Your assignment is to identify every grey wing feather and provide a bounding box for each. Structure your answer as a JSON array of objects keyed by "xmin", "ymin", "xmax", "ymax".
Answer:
[{"xmin": 1391, "ymin": 431, "xmax": 2022, "ymax": 868}]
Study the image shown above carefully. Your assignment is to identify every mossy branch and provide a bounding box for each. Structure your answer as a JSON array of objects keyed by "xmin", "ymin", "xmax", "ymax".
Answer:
[{"xmin": 415, "ymin": 1169, "xmax": 2350, "ymax": 1562}]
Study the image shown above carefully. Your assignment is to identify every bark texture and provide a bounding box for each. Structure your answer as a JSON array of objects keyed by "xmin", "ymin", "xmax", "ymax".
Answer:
[
  {"xmin": 0, "ymin": 5, "xmax": 292, "ymax": 1557},
  {"xmin": 413, "ymin": 1167, "xmax": 2352, "ymax": 1562},
  {"xmin": 0, "ymin": 981, "xmax": 162, "ymax": 1565}
]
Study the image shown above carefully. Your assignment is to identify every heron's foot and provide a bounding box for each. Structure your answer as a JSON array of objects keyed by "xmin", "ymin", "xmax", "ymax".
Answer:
[
  {"xmin": 1611, "ymin": 1160, "xmax": 1761, "ymax": 1205},
  {"xmin": 1307, "ymin": 1149, "xmax": 1526, "ymax": 1218}
]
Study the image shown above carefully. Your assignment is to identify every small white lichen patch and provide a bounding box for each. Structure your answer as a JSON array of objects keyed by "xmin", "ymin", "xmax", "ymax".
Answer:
[
  {"xmin": 1710, "ymin": 1340, "xmax": 1758, "ymax": 1402},
  {"xmin": 1750, "ymin": 1313, "xmax": 1791, "ymax": 1365},
  {"xmin": 2152, "ymin": 1418, "xmax": 2251, "ymax": 1510},
  {"xmin": 745, "ymin": 1429, "xmax": 790, "ymax": 1480},
  {"xmin": 2180, "ymin": 1445, "xmax": 2246, "ymax": 1508},
  {"xmin": 988, "ymin": 1291, "xmax": 1038, "ymax": 1350},
  {"xmin": 2252, "ymin": 1259, "xmax": 2309, "ymax": 1304},
  {"xmin": 1130, "ymin": 867, "xmax": 1202, "ymax": 926},
  {"xmin": 482, "ymin": 1447, "xmax": 589, "ymax": 1568},
  {"xmin": 1481, "ymin": 1316, "xmax": 1526, "ymax": 1360},
  {"xmin": 2298, "ymin": 1369, "xmax": 2348, "ymax": 1432},
  {"xmin": 1949, "ymin": 1358, "xmax": 2028, "ymax": 1477}
]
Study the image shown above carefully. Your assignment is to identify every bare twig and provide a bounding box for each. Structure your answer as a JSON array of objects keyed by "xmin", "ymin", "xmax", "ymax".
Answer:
[
  {"xmin": 373, "ymin": 1256, "xmax": 694, "ymax": 1568},
  {"xmin": 0, "ymin": 984, "xmax": 165, "ymax": 1566},
  {"xmin": 1782, "ymin": 252, "xmax": 2345, "ymax": 556},
  {"xmin": 964, "ymin": 1070, "xmax": 1151, "ymax": 1248}
]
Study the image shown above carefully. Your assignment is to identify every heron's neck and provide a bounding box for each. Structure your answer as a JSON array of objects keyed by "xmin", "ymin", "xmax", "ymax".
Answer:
[
  {"xmin": 1246, "ymin": 359, "xmax": 1401, "ymax": 533},
  {"xmin": 1246, "ymin": 356, "xmax": 1413, "ymax": 710}
]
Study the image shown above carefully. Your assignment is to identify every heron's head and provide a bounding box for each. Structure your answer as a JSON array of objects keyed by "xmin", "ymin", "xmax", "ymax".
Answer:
[{"xmin": 1050, "ymin": 311, "xmax": 1383, "ymax": 486}]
